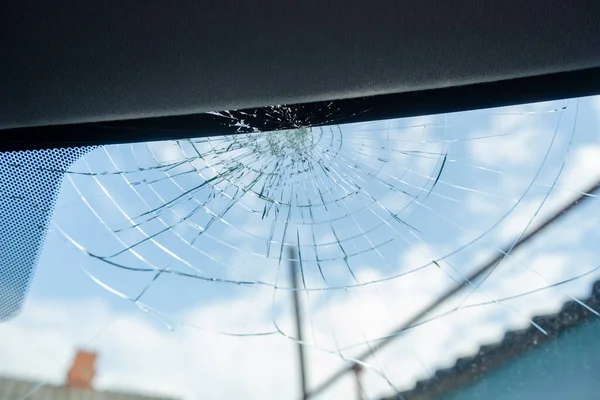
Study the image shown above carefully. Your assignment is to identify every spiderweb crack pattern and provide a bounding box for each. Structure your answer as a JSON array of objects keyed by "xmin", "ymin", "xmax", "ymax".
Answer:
[{"xmin": 28, "ymin": 99, "xmax": 600, "ymax": 398}]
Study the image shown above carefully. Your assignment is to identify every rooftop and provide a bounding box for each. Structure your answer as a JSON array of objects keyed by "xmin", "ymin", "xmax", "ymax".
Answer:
[
  {"xmin": 0, "ymin": 376, "xmax": 177, "ymax": 400},
  {"xmin": 383, "ymin": 280, "xmax": 600, "ymax": 400}
]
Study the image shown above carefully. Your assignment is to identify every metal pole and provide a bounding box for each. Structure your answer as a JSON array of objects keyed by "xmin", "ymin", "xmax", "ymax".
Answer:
[
  {"xmin": 352, "ymin": 364, "xmax": 364, "ymax": 400},
  {"xmin": 306, "ymin": 179, "xmax": 600, "ymax": 398},
  {"xmin": 289, "ymin": 245, "xmax": 309, "ymax": 399}
]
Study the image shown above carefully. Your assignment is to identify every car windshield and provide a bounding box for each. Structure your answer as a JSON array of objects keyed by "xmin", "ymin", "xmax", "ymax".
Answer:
[{"xmin": 1, "ymin": 96, "xmax": 600, "ymax": 400}]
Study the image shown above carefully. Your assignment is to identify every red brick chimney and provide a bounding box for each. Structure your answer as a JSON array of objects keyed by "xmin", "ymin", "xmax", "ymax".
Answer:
[{"xmin": 67, "ymin": 350, "xmax": 97, "ymax": 389}]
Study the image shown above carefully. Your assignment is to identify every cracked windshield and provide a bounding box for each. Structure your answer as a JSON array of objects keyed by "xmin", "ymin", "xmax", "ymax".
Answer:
[{"xmin": 2, "ymin": 96, "xmax": 600, "ymax": 400}]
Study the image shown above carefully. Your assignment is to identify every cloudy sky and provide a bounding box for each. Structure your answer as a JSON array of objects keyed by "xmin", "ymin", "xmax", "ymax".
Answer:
[{"xmin": 1, "ymin": 96, "xmax": 600, "ymax": 400}]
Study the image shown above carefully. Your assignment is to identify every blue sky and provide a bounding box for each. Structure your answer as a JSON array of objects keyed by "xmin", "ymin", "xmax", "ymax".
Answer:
[{"xmin": 1, "ymin": 96, "xmax": 600, "ymax": 399}]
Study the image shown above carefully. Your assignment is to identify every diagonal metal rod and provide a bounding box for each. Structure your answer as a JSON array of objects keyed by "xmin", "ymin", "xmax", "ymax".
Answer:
[
  {"xmin": 306, "ymin": 179, "xmax": 600, "ymax": 398},
  {"xmin": 289, "ymin": 246, "xmax": 309, "ymax": 399}
]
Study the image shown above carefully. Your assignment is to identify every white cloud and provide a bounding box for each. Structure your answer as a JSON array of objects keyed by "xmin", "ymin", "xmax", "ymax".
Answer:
[
  {"xmin": 146, "ymin": 141, "xmax": 188, "ymax": 164},
  {"xmin": 0, "ymin": 247, "xmax": 499, "ymax": 399},
  {"xmin": 0, "ymin": 295, "xmax": 305, "ymax": 400},
  {"xmin": 492, "ymin": 144, "xmax": 600, "ymax": 243},
  {"xmin": 468, "ymin": 111, "xmax": 546, "ymax": 167},
  {"xmin": 3, "ymin": 232, "xmax": 600, "ymax": 400},
  {"xmin": 556, "ymin": 144, "xmax": 600, "ymax": 200}
]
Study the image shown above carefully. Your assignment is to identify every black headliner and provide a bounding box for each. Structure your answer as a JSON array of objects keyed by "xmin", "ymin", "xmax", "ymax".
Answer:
[{"xmin": 2, "ymin": 1, "xmax": 600, "ymax": 148}]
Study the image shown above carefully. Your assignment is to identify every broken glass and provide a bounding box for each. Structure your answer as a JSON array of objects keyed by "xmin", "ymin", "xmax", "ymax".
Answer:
[{"xmin": 1, "ymin": 96, "xmax": 600, "ymax": 400}]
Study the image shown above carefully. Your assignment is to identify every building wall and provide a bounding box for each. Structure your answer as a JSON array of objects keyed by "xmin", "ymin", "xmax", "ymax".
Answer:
[{"xmin": 442, "ymin": 318, "xmax": 600, "ymax": 400}]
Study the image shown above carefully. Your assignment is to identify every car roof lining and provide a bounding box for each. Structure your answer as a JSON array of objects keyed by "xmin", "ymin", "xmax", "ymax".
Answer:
[{"xmin": 2, "ymin": 1, "xmax": 600, "ymax": 148}]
